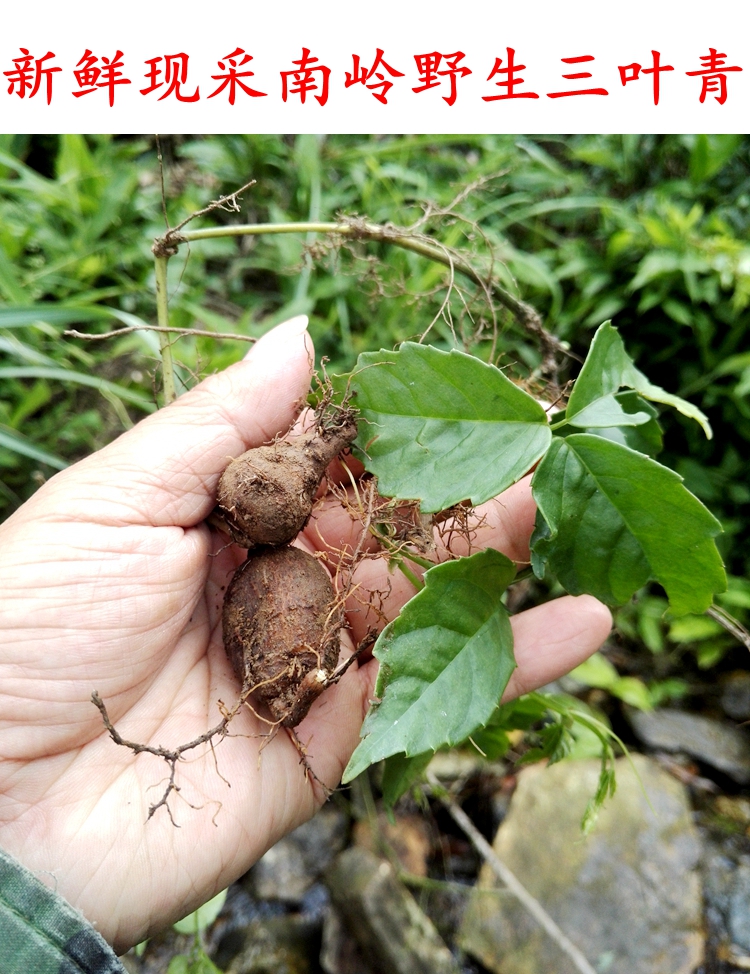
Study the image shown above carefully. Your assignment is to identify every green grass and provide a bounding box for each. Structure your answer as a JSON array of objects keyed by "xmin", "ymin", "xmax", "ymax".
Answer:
[{"xmin": 1, "ymin": 134, "xmax": 748, "ymax": 587}]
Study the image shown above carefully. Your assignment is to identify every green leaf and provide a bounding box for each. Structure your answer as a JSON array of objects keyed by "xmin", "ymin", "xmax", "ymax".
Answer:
[
  {"xmin": 173, "ymin": 889, "xmax": 228, "ymax": 935},
  {"xmin": 566, "ymin": 392, "xmax": 651, "ymax": 429},
  {"xmin": 0, "ymin": 243, "xmax": 27, "ymax": 304},
  {"xmin": 0, "ymin": 304, "xmax": 130, "ymax": 328},
  {"xmin": 589, "ymin": 392, "xmax": 664, "ymax": 456},
  {"xmin": 689, "ymin": 134, "xmax": 742, "ymax": 183},
  {"xmin": 167, "ymin": 958, "xmax": 190, "ymax": 974},
  {"xmin": 464, "ymin": 725, "xmax": 511, "ymax": 761},
  {"xmin": 566, "ymin": 320, "xmax": 712, "ymax": 438},
  {"xmin": 350, "ymin": 342, "xmax": 551, "ymax": 512},
  {"xmin": 572, "ymin": 655, "xmax": 652, "ymax": 709},
  {"xmin": 342, "ymin": 549, "xmax": 517, "ymax": 782},
  {"xmin": 632, "ymin": 371, "xmax": 712, "ymax": 439},
  {"xmin": 531, "ymin": 433, "xmax": 726, "ymax": 615},
  {"xmin": 558, "ymin": 392, "xmax": 663, "ymax": 457},
  {"xmin": 609, "ymin": 677, "xmax": 653, "ymax": 710},
  {"xmin": 381, "ymin": 751, "xmax": 434, "ymax": 809},
  {"xmin": 581, "ymin": 764, "xmax": 617, "ymax": 836},
  {"xmin": 668, "ymin": 614, "xmax": 724, "ymax": 643},
  {"xmin": 167, "ymin": 955, "xmax": 223, "ymax": 974},
  {"xmin": 0, "ymin": 366, "xmax": 155, "ymax": 411},
  {"xmin": 570, "ymin": 653, "xmax": 620, "ymax": 689},
  {"xmin": 0, "ymin": 426, "xmax": 67, "ymax": 469}
]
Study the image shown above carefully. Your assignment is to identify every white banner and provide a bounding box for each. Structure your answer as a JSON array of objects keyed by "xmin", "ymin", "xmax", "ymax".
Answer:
[{"xmin": 1, "ymin": 0, "xmax": 748, "ymax": 132}]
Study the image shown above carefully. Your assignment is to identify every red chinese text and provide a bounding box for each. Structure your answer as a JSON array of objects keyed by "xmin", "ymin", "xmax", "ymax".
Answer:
[
  {"xmin": 345, "ymin": 49, "xmax": 404, "ymax": 104},
  {"xmin": 281, "ymin": 48, "xmax": 331, "ymax": 105},
  {"xmin": 547, "ymin": 55, "xmax": 608, "ymax": 98},
  {"xmin": 4, "ymin": 48, "xmax": 61, "ymax": 104},
  {"xmin": 209, "ymin": 49, "xmax": 267, "ymax": 104},
  {"xmin": 685, "ymin": 48, "xmax": 742, "ymax": 104},
  {"xmin": 73, "ymin": 50, "xmax": 131, "ymax": 106},
  {"xmin": 141, "ymin": 53, "xmax": 199, "ymax": 102},
  {"xmin": 482, "ymin": 47, "xmax": 539, "ymax": 100},
  {"xmin": 413, "ymin": 51, "xmax": 471, "ymax": 106},
  {"xmin": 618, "ymin": 50, "xmax": 674, "ymax": 105}
]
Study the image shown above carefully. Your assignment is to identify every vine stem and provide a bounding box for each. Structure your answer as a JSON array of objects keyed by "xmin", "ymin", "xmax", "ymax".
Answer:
[
  {"xmin": 397, "ymin": 561, "xmax": 425, "ymax": 591},
  {"xmin": 707, "ymin": 604, "xmax": 750, "ymax": 653},
  {"xmin": 426, "ymin": 771, "xmax": 598, "ymax": 974},
  {"xmin": 154, "ymin": 254, "xmax": 177, "ymax": 405},
  {"xmin": 183, "ymin": 220, "xmax": 537, "ymax": 320},
  {"xmin": 159, "ymin": 217, "xmax": 564, "ymax": 374}
]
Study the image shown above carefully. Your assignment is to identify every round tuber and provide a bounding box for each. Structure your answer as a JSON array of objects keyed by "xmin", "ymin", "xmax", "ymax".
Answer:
[
  {"xmin": 222, "ymin": 545, "xmax": 342, "ymax": 727},
  {"xmin": 215, "ymin": 417, "xmax": 358, "ymax": 549}
]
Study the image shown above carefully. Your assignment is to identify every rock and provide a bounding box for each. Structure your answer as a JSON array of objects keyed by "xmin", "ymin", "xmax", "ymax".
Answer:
[
  {"xmin": 721, "ymin": 671, "xmax": 750, "ymax": 721},
  {"xmin": 320, "ymin": 905, "xmax": 376, "ymax": 974},
  {"xmin": 704, "ymin": 847, "xmax": 750, "ymax": 956},
  {"xmin": 245, "ymin": 806, "xmax": 348, "ymax": 903},
  {"xmin": 246, "ymin": 842, "xmax": 309, "ymax": 904},
  {"xmin": 628, "ymin": 708, "xmax": 750, "ymax": 784},
  {"xmin": 325, "ymin": 847, "xmax": 460, "ymax": 974},
  {"xmin": 353, "ymin": 813, "xmax": 432, "ymax": 876},
  {"xmin": 225, "ymin": 914, "xmax": 319, "ymax": 974},
  {"xmin": 208, "ymin": 884, "xmax": 286, "ymax": 970},
  {"xmin": 654, "ymin": 752, "xmax": 719, "ymax": 793},
  {"xmin": 728, "ymin": 860, "xmax": 750, "ymax": 954},
  {"xmin": 712, "ymin": 795, "xmax": 750, "ymax": 832},
  {"xmin": 458, "ymin": 755, "xmax": 703, "ymax": 974}
]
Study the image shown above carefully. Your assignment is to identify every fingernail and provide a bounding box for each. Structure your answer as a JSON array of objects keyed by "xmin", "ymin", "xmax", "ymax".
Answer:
[{"xmin": 244, "ymin": 315, "xmax": 309, "ymax": 359}]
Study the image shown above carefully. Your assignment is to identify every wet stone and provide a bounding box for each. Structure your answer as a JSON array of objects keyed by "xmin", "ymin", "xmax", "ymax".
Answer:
[
  {"xmin": 245, "ymin": 806, "xmax": 349, "ymax": 903},
  {"xmin": 721, "ymin": 671, "xmax": 750, "ymax": 722},
  {"xmin": 353, "ymin": 813, "xmax": 432, "ymax": 876},
  {"xmin": 704, "ymin": 846, "xmax": 750, "ymax": 957},
  {"xmin": 628, "ymin": 707, "xmax": 750, "ymax": 784},
  {"xmin": 320, "ymin": 904, "xmax": 376, "ymax": 974},
  {"xmin": 325, "ymin": 847, "xmax": 460, "ymax": 974},
  {"xmin": 224, "ymin": 913, "xmax": 320, "ymax": 974},
  {"xmin": 458, "ymin": 754, "xmax": 704, "ymax": 974}
]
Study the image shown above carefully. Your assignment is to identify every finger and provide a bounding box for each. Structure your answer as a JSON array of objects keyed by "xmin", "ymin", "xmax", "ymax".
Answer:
[
  {"xmin": 303, "ymin": 487, "xmax": 382, "ymax": 562},
  {"xmin": 502, "ymin": 595, "xmax": 613, "ymax": 701},
  {"xmin": 287, "ymin": 596, "xmax": 610, "ymax": 805},
  {"xmin": 325, "ymin": 475, "xmax": 539, "ymax": 645},
  {"xmin": 293, "ymin": 595, "xmax": 609, "ymax": 797},
  {"xmin": 30, "ymin": 317, "xmax": 314, "ymax": 529},
  {"xmin": 436, "ymin": 475, "xmax": 538, "ymax": 565},
  {"xmin": 325, "ymin": 453, "xmax": 366, "ymax": 485}
]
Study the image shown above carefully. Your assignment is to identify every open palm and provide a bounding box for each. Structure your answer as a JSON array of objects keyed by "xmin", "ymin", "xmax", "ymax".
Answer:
[{"xmin": 0, "ymin": 317, "xmax": 611, "ymax": 953}]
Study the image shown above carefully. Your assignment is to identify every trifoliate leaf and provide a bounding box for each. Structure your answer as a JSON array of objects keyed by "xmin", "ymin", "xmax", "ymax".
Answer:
[
  {"xmin": 531, "ymin": 433, "xmax": 725, "ymax": 615},
  {"xmin": 351, "ymin": 343, "xmax": 551, "ymax": 511},
  {"xmin": 342, "ymin": 549, "xmax": 517, "ymax": 782},
  {"xmin": 566, "ymin": 320, "xmax": 711, "ymax": 438}
]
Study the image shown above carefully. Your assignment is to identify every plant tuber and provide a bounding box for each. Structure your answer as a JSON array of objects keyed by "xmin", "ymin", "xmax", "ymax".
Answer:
[
  {"xmin": 215, "ymin": 416, "xmax": 358, "ymax": 548},
  {"xmin": 222, "ymin": 545, "xmax": 342, "ymax": 727}
]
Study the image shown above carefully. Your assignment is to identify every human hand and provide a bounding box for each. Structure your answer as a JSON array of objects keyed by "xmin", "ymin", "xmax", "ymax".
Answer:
[{"xmin": 0, "ymin": 317, "xmax": 611, "ymax": 952}]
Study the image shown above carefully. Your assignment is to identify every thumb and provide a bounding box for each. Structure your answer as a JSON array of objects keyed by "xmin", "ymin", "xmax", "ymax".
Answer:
[{"xmin": 35, "ymin": 316, "xmax": 314, "ymax": 528}]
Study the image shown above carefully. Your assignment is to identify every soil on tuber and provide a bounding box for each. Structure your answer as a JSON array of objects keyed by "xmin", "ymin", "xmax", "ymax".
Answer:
[
  {"xmin": 223, "ymin": 544, "xmax": 343, "ymax": 727},
  {"xmin": 215, "ymin": 415, "xmax": 358, "ymax": 549}
]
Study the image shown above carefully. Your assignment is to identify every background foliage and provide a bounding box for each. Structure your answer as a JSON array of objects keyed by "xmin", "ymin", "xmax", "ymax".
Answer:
[{"xmin": 1, "ymin": 132, "xmax": 748, "ymax": 689}]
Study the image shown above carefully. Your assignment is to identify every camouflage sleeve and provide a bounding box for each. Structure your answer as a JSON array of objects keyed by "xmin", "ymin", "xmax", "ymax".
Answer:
[{"xmin": 0, "ymin": 846, "xmax": 125, "ymax": 974}]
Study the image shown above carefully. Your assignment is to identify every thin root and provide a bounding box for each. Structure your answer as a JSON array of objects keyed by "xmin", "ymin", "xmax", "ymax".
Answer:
[{"xmin": 91, "ymin": 690, "xmax": 241, "ymax": 824}]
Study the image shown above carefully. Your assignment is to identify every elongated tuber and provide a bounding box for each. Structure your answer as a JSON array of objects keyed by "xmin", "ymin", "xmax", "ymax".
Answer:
[{"xmin": 222, "ymin": 545, "xmax": 342, "ymax": 727}]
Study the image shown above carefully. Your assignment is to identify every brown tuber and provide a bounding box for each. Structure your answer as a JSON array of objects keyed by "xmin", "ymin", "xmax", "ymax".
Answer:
[
  {"xmin": 215, "ymin": 416, "xmax": 358, "ymax": 549},
  {"xmin": 222, "ymin": 545, "xmax": 342, "ymax": 728}
]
